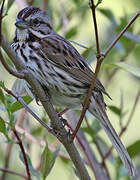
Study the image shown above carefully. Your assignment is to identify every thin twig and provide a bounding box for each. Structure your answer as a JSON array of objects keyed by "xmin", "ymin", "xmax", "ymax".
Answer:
[
  {"xmin": 66, "ymin": 110, "xmax": 110, "ymax": 180},
  {"xmin": 84, "ymin": 115, "xmax": 111, "ymax": 178},
  {"xmin": 0, "ymin": 168, "xmax": 27, "ymax": 179},
  {"xmin": 72, "ymin": 0, "xmax": 103, "ymax": 140},
  {"xmin": 42, "ymin": 0, "xmax": 47, "ymax": 12},
  {"xmin": 104, "ymin": 40, "xmax": 138, "ymax": 88},
  {"xmin": 1, "ymin": 109, "xmax": 27, "ymax": 180},
  {"xmin": 1, "ymin": 35, "xmax": 91, "ymax": 180},
  {"xmin": 15, "ymin": 125, "xmax": 70, "ymax": 160},
  {"xmin": 103, "ymin": 89, "xmax": 140, "ymax": 162},
  {"xmin": 104, "ymin": 12, "xmax": 140, "ymax": 57},
  {"xmin": 0, "ymin": 48, "xmax": 24, "ymax": 78},
  {"xmin": 120, "ymin": 88, "xmax": 140, "ymax": 136},
  {"xmin": 90, "ymin": 0, "xmax": 101, "ymax": 56},
  {"xmin": 94, "ymin": 138, "xmax": 111, "ymax": 179},
  {"xmin": 12, "ymin": 128, "xmax": 31, "ymax": 180},
  {"xmin": 4, "ymin": 87, "xmax": 56, "ymax": 136},
  {"xmin": 0, "ymin": 0, "xmax": 5, "ymax": 43},
  {"xmin": 0, "ymin": 1, "xmax": 23, "ymax": 79},
  {"xmin": 72, "ymin": 9, "xmax": 140, "ymax": 140}
]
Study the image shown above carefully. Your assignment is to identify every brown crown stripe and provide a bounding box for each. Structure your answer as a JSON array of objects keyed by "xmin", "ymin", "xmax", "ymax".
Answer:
[{"xmin": 18, "ymin": 7, "xmax": 41, "ymax": 20}]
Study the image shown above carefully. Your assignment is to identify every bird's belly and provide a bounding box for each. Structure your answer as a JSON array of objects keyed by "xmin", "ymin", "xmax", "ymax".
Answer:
[{"xmin": 49, "ymin": 90, "xmax": 82, "ymax": 108}]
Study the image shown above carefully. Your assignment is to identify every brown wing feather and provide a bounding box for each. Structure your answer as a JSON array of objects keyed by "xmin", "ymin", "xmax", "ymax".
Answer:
[{"xmin": 40, "ymin": 34, "xmax": 110, "ymax": 98}]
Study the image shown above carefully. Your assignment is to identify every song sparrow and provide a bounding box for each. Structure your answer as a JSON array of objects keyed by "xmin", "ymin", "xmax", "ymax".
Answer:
[{"xmin": 12, "ymin": 6, "xmax": 135, "ymax": 176}]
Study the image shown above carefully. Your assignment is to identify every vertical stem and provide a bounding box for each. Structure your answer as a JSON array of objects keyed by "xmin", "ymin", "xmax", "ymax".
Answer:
[{"xmin": 13, "ymin": 129, "xmax": 31, "ymax": 180}]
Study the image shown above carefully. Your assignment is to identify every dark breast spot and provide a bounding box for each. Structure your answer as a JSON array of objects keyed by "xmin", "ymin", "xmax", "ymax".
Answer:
[
  {"xmin": 65, "ymin": 60, "xmax": 72, "ymax": 67},
  {"xmin": 78, "ymin": 62, "xmax": 85, "ymax": 70},
  {"xmin": 20, "ymin": 49, "xmax": 28, "ymax": 62},
  {"xmin": 63, "ymin": 49, "xmax": 68, "ymax": 56},
  {"xmin": 69, "ymin": 50, "xmax": 75, "ymax": 58},
  {"xmin": 22, "ymin": 43, "xmax": 26, "ymax": 49}
]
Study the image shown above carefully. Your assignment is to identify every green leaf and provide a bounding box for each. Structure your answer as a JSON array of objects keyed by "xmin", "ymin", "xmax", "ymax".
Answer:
[
  {"xmin": 124, "ymin": 32, "xmax": 140, "ymax": 43},
  {"xmin": 95, "ymin": 0, "xmax": 103, "ymax": 8},
  {"xmin": 0, "ymin": 116, "xmax": 6, "ymax": 135},
  {"xmin": 3, "ymin": 0, "xmax": 15, "ymax": 17},
  {"xmin": 0, "ymin": 88, "xmax": 5, "ymax": 104},
  {"xmin": 65, "ymin": 27, "xmax": 77, "ymax": 39},
  {"xmin": 0, "ymin": 81, "xmax": 6, "ymax": 89},
  {"xmin": 70, "ymin": 40, "xmax": 88, "ymax": 49},
  {"xmin": 114, "ymin": 62, "xmax": 140, "ymax": 78},
  {"xmin": 104, "ymin": 62, "xmax": 140, "ymax": 78},
  {"xmin": 82, "ymin": 119, "xmax": 101, "ymax": 139},
  {"xmin": 98, "ymin": 8, "xmax": 117, "ymax": 25},
  {"xmin": 82, "ymin": 127, "xmax": 95, "ymax": 137},
  {"xmin": 108, "ymin": 105, "xmax": 121, "ymax": 117},
  {"xmin": 19, "ymin": 152, "xmax": 40, "ymax": 179},
  {"xmin": 41, "ymin": 144, "xmax": 60, "ymax": 179},
  {"xmin": 10, "ymin": 96, "xmax": 33, "ymax": 113},
  {"xmin": 127, "ymin": 140, "xmax": 140, "ymax": 158},
  {"xmin": 82, "ymin": 46, "xmax": 94, "ymax": 59}
]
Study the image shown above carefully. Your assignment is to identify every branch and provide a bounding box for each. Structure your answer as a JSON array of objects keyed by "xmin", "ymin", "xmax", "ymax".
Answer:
[
  {"xmin": 0, "ymin": 49, "xmax": 24, "ymax": 78},
  {"xmin": 66, "ymin": 110, "xmax": 110, "ymax": 180},
  {"xmin": 42, "ymin": 0, "xmax": 47, "ymax": 12},
  {"xmin": 1, "ymin": 35, "xmax": 91, "ymax": 180},
  {"xmin": 1, "ymin": 109, "xmax": 27, "ymax": 180},
  {"xmin": 72, "ymin": 8, "xmax": 140, "ymax": 140},
  {"xmin": 4, "ymin": 87, "xmax": 60, "ymax": 137},
  {"xmin": 0, "ymin": 168, "xmax": 27, "ymax": 179},
  {"xmin": 0, "ymin": 0, "xmax": 5, "ymax": 42},
  {"xmin": 104, "ymin": 12, "xmax": 140, "ymax": 57},
  {"xmin": 90, "ymin": 0, "xmax": 101, "ymax": 56},
  {"xmin": 12, "ymin": 128, "xmax": 31, "ymax": 180},
  {"xmin": 72, "ymin": 0, "xmax": 103, "ymax": 140},
  {"xmin": 15, "ymin": 125, "xmax": 70, "ymax": 160}
]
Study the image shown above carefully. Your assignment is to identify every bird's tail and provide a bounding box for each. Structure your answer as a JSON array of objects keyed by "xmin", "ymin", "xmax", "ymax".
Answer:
[{"xmin": 88, "ymin": 92, "xmax": 136, "ymax": 177}]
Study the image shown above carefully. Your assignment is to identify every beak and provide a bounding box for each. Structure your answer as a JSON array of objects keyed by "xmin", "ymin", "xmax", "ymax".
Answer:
[{"xmin": 15, "ymin": 19, "xmax": 27, "ymax": 29}]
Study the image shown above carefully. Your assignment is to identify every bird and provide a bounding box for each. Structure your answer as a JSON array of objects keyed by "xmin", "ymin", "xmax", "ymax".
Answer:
[{"xmin": 11, "ymin": 6, "xmax": 135, "ymax": 177}]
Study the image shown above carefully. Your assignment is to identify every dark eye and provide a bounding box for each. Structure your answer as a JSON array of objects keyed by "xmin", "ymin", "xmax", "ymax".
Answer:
[{"xmin": 33, "ymin": 19, "xmax": 40, "ymax": 25}]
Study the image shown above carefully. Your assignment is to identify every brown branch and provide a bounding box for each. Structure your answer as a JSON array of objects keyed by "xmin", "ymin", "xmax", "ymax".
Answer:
[
  {"xmin": 0, "ymin": 0, "xmax": 5, "ymax": 43},
  {"xmin": 42, "ymin": 0, "xmax": 47, "ymax": 12},
  {"xmin": 0, "ymin": 1, "xmax": 23, "ymax": 79},
  {"xmin": 0, "ymin": 168, "xmax": 27, "ymax": 179},
  {"xmin": 1, "ymin": 109, "xmax": 27, "ymax": 180},
  {"xmin": 72, "ymin": 0, "xmax": 103, "ymax": 140},
  {"xmin": 84, "ymin": 115, "xmax": 111, "ymax": 178},
  {"xmin": 4, "ymin": 87, "xmax": 56, "ymax": 136},
  {"xmin": 12, "ymin": 128, "xmax": 31, "ymax": 180},
  {"xmin": 94, "ymin": 138, "xmax": 111, "ymax": 179},
  {"xmin": 0, "ymin": 48, "xmax": 24, "ymax": 78},
  {"xmin": 66, "ymin": 110, "xmax": 110, "ymax": 180},
  {"xmin": 15, "ymin": 125, "xmax": 70, "ymax": 160},
  {"xmin": 1, "ymin": 35, "xmax": 26, "ymax": 72},
  {"xmin": 72, "ymin": 9, "xmax": 140, "ymax": 140},
  {"xmin": 104, "ymin": 12, "xmax": 140, "ymax": 57},
  {"xmin": 103, "ymin": 88, "xmax": 140, "ymax": 162},
  {"xmin": 1, "ymin": 35, "xmax": 91, "ymax": 180},
  {"xmin": 90, "ymin": 0, "xmax": 101, "ymax": 56}
]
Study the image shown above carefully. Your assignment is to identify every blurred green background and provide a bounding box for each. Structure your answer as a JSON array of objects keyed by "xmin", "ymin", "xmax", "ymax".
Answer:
[{"xmin": 0, "ymin": 0, "xmax": 140, "ymax": 180}]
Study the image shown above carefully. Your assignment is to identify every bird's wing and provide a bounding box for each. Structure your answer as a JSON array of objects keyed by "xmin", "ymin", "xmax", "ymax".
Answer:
[{"xmin": 40, "ymin": 34, "xmax": 110, "ymax": 97}]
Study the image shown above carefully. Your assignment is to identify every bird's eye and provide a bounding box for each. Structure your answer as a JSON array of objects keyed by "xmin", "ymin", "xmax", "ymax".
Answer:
[{"xmin": 32, "ymin": 19, "xmax": 40, "ymax": 25}]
